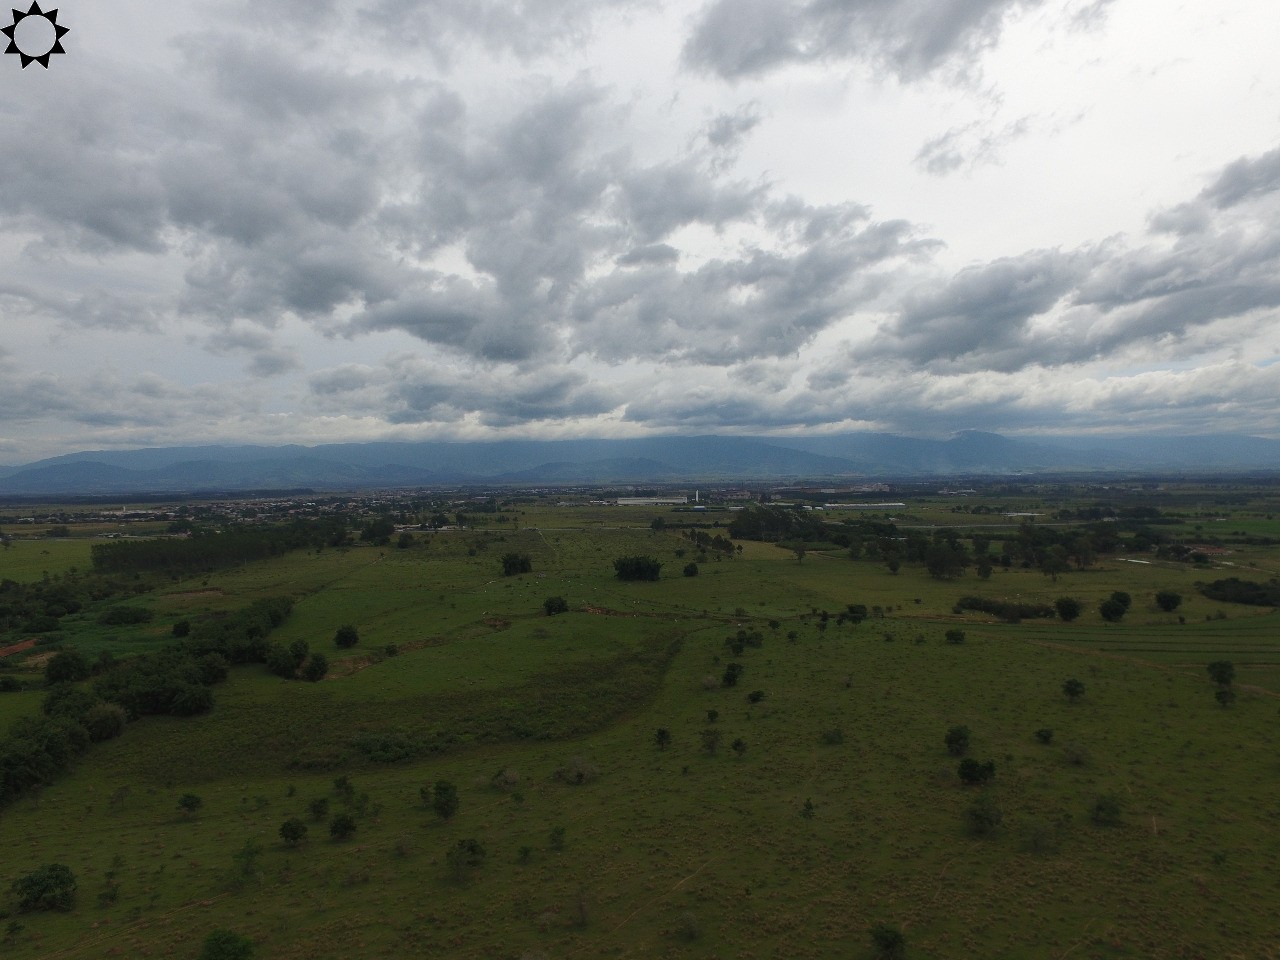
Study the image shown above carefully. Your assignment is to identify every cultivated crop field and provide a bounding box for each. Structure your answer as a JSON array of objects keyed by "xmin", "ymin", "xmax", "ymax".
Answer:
[{"xmin": 1, "ymin": 486, "xmax": 1278, "ymax": 959}]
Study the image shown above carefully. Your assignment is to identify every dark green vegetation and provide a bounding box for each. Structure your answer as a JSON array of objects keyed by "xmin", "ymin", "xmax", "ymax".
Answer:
[{"xmin": 1, "ymin": 482, "xmax": 1279, "ymax": 958}]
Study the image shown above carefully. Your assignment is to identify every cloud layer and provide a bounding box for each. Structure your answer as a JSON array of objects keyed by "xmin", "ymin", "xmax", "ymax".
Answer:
[{"xmin": 0, "ymin": 0, "xmax": 1278, "ymax": 461}]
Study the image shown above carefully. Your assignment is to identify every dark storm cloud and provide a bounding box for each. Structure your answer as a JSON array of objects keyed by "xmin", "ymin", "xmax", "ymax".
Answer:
[
  {"xmin": 616, "ymin": 244, "xmax": 681, "ymax": 266},
  {"xmin": 683, "ymin": 0, "xmax": 1044, "ymax": 82},
  {"xmin": 1199, "ymin": 146, "xmax": 1280, "ymax": 210},
  {"xmin": 704, "ymin": 104, "xmax": 763, "ymax": 150},
  {"xmin": 311, "ymin": 360, "xmax": 619, "ymax": 426},
  {"xmin": 863, "ymin": 143, "xmax": 1280, "ymax": 376},
  {"xmin": 865, "ymin": 249, "xmax": 1094, "ymax": 370}
]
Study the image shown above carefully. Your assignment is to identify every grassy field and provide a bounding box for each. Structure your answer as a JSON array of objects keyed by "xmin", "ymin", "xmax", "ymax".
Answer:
[{"xmin": 1, "ymin": 497, "xmax": 1279, "ymax": 959}]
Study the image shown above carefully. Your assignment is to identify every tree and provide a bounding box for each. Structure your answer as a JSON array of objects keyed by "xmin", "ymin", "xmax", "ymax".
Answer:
[
  {"xmin": 965, "ymin": 790, "xmax": 1003, "ymax": 837},
  {"xmin": 731, "ymin": 738, "xmax": 747, "ymax": 758},
  {"xmin": 747, "ymin": 690, "xmax": 765, "ymax": 704},
  {"xmin": 431, "ymin": 780, "xmax": 459, "ymax": 820},
  {"xmin": 308, "ymin": 797, "xmax": 329, "ymax": 822},
  {"xmin": 613, "ymin": 555, "xmax": 662, "ymax": 581},
  {"xmin": 11, "ymin": 863, "xmax": 76, "ymax": 911},
  {"xmin": 944, "ymin": 724, "xmax": 971, "ymax": 756},
  {"xmin": 1054, "ymin": 597, "xmax": 1082, "ymax": 622},
  {"xmin": 445, "ymin": 838, "xmax": 486, "ymax": 881},
  {"xmin": 700, "ymin": 728, "xmax": 722, "ymax": 756},
  {"xmin": 1098, "ymin": 598, "xmax": 1127, "ymax": 622},
  {"xmin": 654, "ymin": 728, "xmax": 672, "ymax": 750},
  {"xmin": 1155, "ymin": 590, "xmax": 1182, "ymax": 612},
  {"xmin": 301, "ymin": 653, "xmax": 328, "ymax": 682},
  {"xmin": 178, "ymin": 793, "xmax": 203, "ymax": 817},
  {"xmin": 1091, "ymin": 791, "xmax": 1123, "ymax": 826},
  {"xmin": 500, "ymin": 552, "xmax": 532, "ymax": 576},
  {"xmin": 1215, "ymin": 688, "xmax": 1236, "ymax": 708},
  {"xmin": 1062, "ymin": 678, "xmax": 1086, "ymax": 702},
  {"xmin": 1207, "ymin": 660, "xmax": 1235, "ymax": 687},
  {"xmin": 334, "ymin": 625, "xmax": 359, "ymax": 648},
  {"xmin": 279, "ymin": 818, "xmax": 308, "ymax": 847},
  {"xmin": 1110, "ymin": 591, "xmax": 1132, "ymax": 610},
  {"xmin": 793, "ymin": 546, "xmax": 806, "ymax": 565},
  {"xmin": 396, "ymin": 531, "xmax": 415, "ymax": 549},
  {"xmin": 543, "ymin": 596, "xmax": 568, "ymax": 616},
  {"xmin": 649, "ymin": 516, "xmax": 665, "ymax": 533},
  {"xmin": 1041, "ymin": 545, "xmax": 1071, "ymax": 582},
  {"xmin": 683, "ymin": 562, "xmax": 699, "ymax": 577},
  {"xmin": 925, "ymin": 541, "xmax": 970, "ymax": 580},
  {"xmin": 869, "ymin": 922, "xmax": 906, "ymax": 959},
  {"xmin": 44, "ymin": 649, "xmax": 91, "ymax": 685},
  {"xmin": 1034, "ymin": 727, "xmax": 1054, "ymax": 744},
  {"xmin": 199, "ymin": 929, "xmax": 255, "ymax": 960},
  {"xmin": 329, "ymin": 813, "xmax": 357, "ymax": 840},
  {"xmin": 265, "ymin": 643, "xmax": 298, "ymax": 679},
  {"xmin": 958, "ymin": 758, "xmax": 996, "ymax": 786},
  {"xmin": 721, "ymin": 662, "xmax": 743, "ymax": 687},
  {"xmin": 944, "ymin": 629, "xmax": 965, "ymax": 645}
]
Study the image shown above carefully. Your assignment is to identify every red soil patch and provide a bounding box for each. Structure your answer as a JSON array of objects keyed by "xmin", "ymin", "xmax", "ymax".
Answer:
[{"xmin": 0, "ymin": 638, "xmax": 36, "ymax": 658}]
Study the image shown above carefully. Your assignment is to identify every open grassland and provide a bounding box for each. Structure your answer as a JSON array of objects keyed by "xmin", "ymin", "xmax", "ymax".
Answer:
[
  {"xmin": 0, "ymin": 539, "xmax": 94, "ymax": 583},
  {"xmin": 2, "ymin": 499, "xmax": 1279, "ymax": 959}
]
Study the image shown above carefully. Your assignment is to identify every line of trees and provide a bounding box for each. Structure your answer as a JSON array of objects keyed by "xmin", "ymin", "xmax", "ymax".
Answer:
[
  {"xmin": 0, "ymin": 597, "xmax": 293, "ymax": 808},
  {"xmin": 90, "ymin": 519, "xmax": 347, "ymax": 575}
]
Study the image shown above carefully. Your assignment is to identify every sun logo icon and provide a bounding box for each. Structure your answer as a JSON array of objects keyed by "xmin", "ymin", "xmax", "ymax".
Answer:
[{"xmin": 3, "ymin": 2, "xmax": 69, "ymax": 68}]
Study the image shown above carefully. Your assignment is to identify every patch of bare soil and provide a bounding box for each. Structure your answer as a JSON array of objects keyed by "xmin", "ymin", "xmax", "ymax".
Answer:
[{"xmin": 0, "ymin": 638, "xmax": 37, "ymax": 659}]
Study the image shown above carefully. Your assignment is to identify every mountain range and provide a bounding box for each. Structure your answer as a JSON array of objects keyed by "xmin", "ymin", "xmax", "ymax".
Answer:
[{"xmin": 1, "ymin": 432, "xmax": 1279, "ymax": 495}]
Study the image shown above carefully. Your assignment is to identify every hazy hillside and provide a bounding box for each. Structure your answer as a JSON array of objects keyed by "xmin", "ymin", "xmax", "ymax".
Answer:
[{"xmin": 2, "ymin": 432, "xmax": 1280, "ymax": 494}]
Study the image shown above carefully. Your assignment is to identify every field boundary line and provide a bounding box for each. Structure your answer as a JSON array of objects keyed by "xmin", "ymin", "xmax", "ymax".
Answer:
[{"xmin": 1022, "ymin": 639, "xmax": 1280, "ymax": 698}]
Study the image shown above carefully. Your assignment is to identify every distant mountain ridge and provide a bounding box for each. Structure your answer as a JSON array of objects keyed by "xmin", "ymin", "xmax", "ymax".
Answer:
[{"xmin": 1, "ymin": 431, "xmax": 1279, "ymax": 494}]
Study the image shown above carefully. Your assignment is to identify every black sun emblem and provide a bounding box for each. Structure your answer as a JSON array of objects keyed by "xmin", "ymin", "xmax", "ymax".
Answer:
[{"xmin": 3, "ymin": 2, "xmax": 69, "ymax": 68}]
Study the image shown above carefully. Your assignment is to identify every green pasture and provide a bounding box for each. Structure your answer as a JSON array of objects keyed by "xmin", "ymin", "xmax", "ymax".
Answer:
[
  {"xmin": 0, "ymin": 538, "xmax": 94, "ymax": 582},
  {"xmin": 1, "ymin": 502, "xmax": 1279, "ymax": 959}
]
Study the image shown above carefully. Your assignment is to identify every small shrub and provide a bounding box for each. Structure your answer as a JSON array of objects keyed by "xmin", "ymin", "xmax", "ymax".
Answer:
[
  {"xmin": 199, "ymin": 929, "xmax": 255, "ymax": 960},
  {"xmin": 549, "ymin": 825, "xmax": 566, "ymax": 851},
  {"xmin": 431, "ymin": 780, "xmax": 459, "ymax": 820},
  {"xmin": 965, "ymin": 791, "xmax": 1003, "ymax": 836},
  {"xmin": 501, "ymin": 553, "xmax": 532, "ymax": 576},
  {"xmin": 731, "ymin": 738, "xmax": 747, "ymax": 758},
  {"xmin": 1062, "ymin": 678, "xmax": 1085, "ymax": 702},
  {"xmin": 683, "ymin": 562, "xmax": 699, "ymax": 577},
  {"xmin": 869, "ymin": 922, "xmax": 906, "ymax": 959},
  {"xmin": 1099, "ymin": 597, "xmax": 1127, "ymax": 622},
  {"xmin": 944, "ymin": 724, "xmax": 971, "ymax": 756},
  {"xmin": 1053, "ymin": 597, "xmax": 1081, "ymax": 622},
  {"xmin": 747, "ymin": 689, "xmax": 765, "ymax": 704},
  {"xmin": 279, "ymin": 818, "xmax": 308, "ymax": 847},
  {"xmin": 1207, "ymin": 660, "xmax": 1235, "ymax": 687},
  {"xmin": 446, "ymin": 839, "xmax": 486, "ymax": 881},
  {"xmin": 553, "ymin": 757, "xmax": 599, "ymax": 785},
  {"xmin": 543, "ymin": 596, "xmax": 568, "ymax": 616},
  {"xmin": 944, "ymin": 629, "xmax": 965, "ymax": 645},
  {"xmin": 1034, "ymin": 727, "xmax": 1054, "ymax": 745},
  {"xmin": 1091, "ymin": 791, "xmax": 1123, "ymax": 826},
  {"xmin": 957, "ymin": 758, "xmax": 995, "ymax": 786},
  {"xmin": 178, "ymin": 793, "xmax": 203, "ymax": 817},
  {"xmin": 11, "ymin": 864, "xmax": 77, "ymax": 912},
  {"xmin": 329, "ymin": 813, "xmax": 357, "ymax": 840},
  {"xmin": 333, "ymin": 625, "xmax": 359, "ymax": 649},
  {"xmin": 820, "ymin": 728, "xmax": 844, "ymax": 745}
]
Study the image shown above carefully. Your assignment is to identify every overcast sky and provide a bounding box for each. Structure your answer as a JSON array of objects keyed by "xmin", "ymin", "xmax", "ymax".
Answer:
[{"xmin": 2, "ymin": 0, "xmax": 1279, "ymax": 463}]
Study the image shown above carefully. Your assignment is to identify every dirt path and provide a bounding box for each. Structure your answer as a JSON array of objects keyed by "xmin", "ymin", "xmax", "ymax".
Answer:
[{"xmin": 0, "ymin": 638, "xmax": 36, "ymax": 658}]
